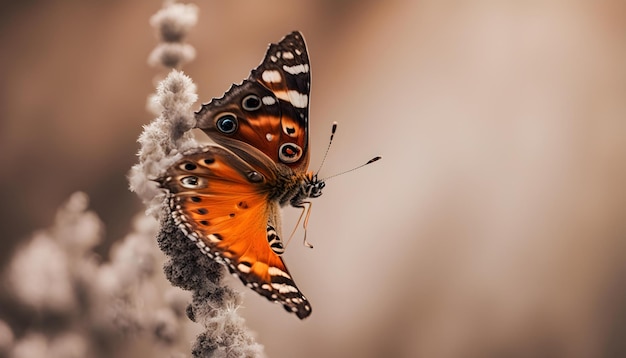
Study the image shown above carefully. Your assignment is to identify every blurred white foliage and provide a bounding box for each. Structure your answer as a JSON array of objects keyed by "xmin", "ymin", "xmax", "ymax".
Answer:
[
  {"xmin": 0, "ymin": 320, "xmax": 14, "ymax": 354},
  {"xmin": 11, "ymin": 333, "xmax": 88, "ymax": 358},
  {"xmin": 3, "ymin": 2, "xmax": 266, "ymax": 357},
  {"xmin": 149, "ymin": 43, "xmax": 197, "ymax": 69},
  {"xmin": 2, "ymin": 192, "xmax": 194, "ymax": 358},
  {"xmin": 8, "ymin": 231, "xmax": 78, "ymax": 313},
  {"xmin": 148, "ymin": 3, "xmax": 198, "ymax": 68}
]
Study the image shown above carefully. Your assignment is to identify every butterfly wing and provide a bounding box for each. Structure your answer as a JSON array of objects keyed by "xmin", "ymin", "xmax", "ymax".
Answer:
[
  {"xmin": 195, "ymin": 31, "xmax": 311, "ymax": 173},
  {"xmin": 158, "ymin": 146, "xmax": 312, "ymax": 319}
]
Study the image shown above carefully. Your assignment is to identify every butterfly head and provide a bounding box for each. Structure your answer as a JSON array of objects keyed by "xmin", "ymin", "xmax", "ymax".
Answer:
[{"xmin": 304, "ymin": 172, "xmax": 325, "ymax": 199}]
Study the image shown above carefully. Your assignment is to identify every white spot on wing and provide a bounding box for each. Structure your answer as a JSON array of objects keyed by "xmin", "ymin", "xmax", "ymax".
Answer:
[
  {"xmin": 268, "ymin": 266, "xmax": 292, "ymax": 279},
  {"xmin": 271, "ymin": 283, "xmax": 299, "ymax": 293},
  {"xmin": 261, "ymin": 70, "xmax": 282, "ymax": 83},
  {"xmin": 287, "ymin": 91, "xmax": 308, "ymax": 108},
  {"xmin": 282, "ymin": 64, "xmax": 309, "ymax": 75},
  {"xmin": 261, "ymin": 96, "xmax": 276, "ymax": 105},
  {"xmin": 237, "ymin": 263, "xmax": 252, "ymax": 273},
  {"xmin": 266, "ymin": 133, "xmax": 274, "ymax": 141},
  {"xmin": 282, "ymin": 51, "xmax": 294, "ymax": 59}
]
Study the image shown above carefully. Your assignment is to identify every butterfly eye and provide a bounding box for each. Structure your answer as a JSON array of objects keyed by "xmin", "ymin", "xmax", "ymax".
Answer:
[
  {"xmin": 216, "ymin": 113, "xmax": 238, "ymax": 134},
  {"xmin": 278, "ymin": 143, "xmax": 303, "ymax": 164},
  {"xmin": 242, "ymin": 94, "xmax": 262, "ymax": 111}
]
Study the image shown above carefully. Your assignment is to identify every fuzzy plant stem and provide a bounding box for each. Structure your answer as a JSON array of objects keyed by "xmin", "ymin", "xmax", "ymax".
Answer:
[
  {"xmin": 157, "ymin": 214, "xmax": 263, "ymax": 357},
  {"xmin": 129, "ymin": 69, "xmax": 264, "ymax": 358},
  {"xmin": 128, "ymin": 2, "xmax": 266, "ymax": 354}
]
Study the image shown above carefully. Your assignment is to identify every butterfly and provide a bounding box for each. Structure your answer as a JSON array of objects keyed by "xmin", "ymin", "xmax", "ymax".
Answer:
[{"xmin": 158, "ymin": 31, "xmax": 321, "ymax": 319}]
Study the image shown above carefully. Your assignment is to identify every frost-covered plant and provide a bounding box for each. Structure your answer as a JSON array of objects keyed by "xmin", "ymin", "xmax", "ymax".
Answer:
[
  {"xmin": 130, "ymin": 1, "xmax": 265, "ymax": 357},
  {"xmin": 129, "ymin": 68, "xmax": 265, "ymax": 357}
]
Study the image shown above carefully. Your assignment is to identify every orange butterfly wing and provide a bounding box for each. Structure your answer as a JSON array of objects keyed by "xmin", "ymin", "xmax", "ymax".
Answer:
[{"xmin": 158, "ymin": 146, "xmax": 312, "ymax": 319}]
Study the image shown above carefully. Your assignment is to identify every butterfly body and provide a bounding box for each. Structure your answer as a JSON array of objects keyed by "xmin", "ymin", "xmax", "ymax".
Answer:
[{"xmin": 158, "ymin": 32, "xmax": 319, "ymax": 319}]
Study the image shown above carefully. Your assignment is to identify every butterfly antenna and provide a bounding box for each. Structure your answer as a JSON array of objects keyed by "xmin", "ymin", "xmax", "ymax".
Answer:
[
  {"xmin": 321, "ymin": 156, "xmax": 382, "ymax": 181},
  {"xmin": 315, "ymin": 121, "xmax": 338, "ymax": 175}
]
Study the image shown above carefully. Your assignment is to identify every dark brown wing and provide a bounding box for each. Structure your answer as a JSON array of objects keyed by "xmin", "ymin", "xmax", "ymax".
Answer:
[{"xmin": 195, "ymin": 31, "xmax": 311, "ymax": 174}]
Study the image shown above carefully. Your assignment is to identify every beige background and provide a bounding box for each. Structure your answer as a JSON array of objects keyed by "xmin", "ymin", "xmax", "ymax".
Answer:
[{"xmin": 1, "ymin": 1, "xmax": 625, "ymax": 357}]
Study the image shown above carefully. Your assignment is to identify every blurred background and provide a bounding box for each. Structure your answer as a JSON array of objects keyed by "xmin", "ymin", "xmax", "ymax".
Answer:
[{"xmin": 1, "ymin": 1, "xmax": 625, "ymax": 357}]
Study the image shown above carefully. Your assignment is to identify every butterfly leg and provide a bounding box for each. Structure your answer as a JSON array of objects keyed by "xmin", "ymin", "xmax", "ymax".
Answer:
[
  {"xmin": 301, "ymin": 201, "xmax": 315, "ymax": 249},
  {"xmin": 286, "ymin": 201, "xmax": 314, "ymax": 249},
  {"xmin": 295, "ymin": 201, "xmax": 314, "ymax": 249}
]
